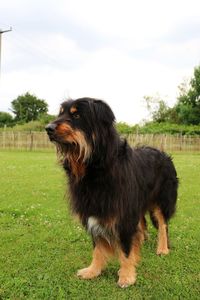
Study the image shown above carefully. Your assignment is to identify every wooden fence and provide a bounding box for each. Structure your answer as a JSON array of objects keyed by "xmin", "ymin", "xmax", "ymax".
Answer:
[
  {"xmin": 0, "ymin": 131, "xmax": 54, "ymax": 151},
  {"xmin": 0, "ymin": 131, "xmax": 200, "ymax": 152}
]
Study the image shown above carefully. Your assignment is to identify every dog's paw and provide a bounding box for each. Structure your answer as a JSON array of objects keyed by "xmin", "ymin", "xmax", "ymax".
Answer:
[
  {"xmin": 156, "ymin": 247, "xmax": 169, "ymax": 255},
  {"xmin": 117, "ymin": 272, "xmax": 136, "ymax": 288},
  {"xmin": 77, "ymin": 267, "xmax": 101, "ymax": 279}
]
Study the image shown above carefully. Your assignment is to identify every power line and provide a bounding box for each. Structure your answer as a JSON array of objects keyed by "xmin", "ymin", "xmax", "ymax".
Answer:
[{"xmin": 0, "ymin": 27, "xmax": 12, "ymax": 79}]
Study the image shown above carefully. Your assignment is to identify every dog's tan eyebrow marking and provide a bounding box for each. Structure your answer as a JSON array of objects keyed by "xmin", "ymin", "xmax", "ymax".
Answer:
[{"xmin": 70, "ymin": 106, "xmax": 77, "ymax": 114}]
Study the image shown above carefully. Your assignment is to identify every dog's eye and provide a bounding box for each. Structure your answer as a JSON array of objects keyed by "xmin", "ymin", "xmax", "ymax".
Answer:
[{"xmin": 72, "ymin": 112, "xmax": 80, "ymax": 119}]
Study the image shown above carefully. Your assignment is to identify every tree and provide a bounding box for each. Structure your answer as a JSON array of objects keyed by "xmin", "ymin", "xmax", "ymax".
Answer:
[
  {"xmin": 176, "ymin": 66, "xmax": 200, "ymax": 125},
  {"xmin": 143, "ymin": 94, "xmax": 175, "ymax": 123},
  {"xmin": 11, "ymin": 92, "xmax": 48, "ymax": 123},
  {"xmin": 0, "ymin": 112, "xmax": 13, "ymax": 127},
  {"xmin": 144, "ymin": 65, "xmax": 200, "ymax": 125}
]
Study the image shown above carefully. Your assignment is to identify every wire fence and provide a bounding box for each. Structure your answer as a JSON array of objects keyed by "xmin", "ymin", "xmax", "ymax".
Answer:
[{"xmin": 0, "ymin": 131, "xmax": 200, "ymax": 152}]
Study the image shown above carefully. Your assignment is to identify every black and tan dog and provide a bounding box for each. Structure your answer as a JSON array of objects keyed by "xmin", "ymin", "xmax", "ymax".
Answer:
[{"xmin": 46, "ymin": 97, "xmax": 178, "ymax": 288}]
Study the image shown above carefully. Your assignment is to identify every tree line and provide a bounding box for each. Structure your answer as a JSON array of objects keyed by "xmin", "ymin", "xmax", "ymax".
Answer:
[
  {"xmin": 1, "ymin": 65, "xmax": 200, "ymax": 134},
  {"xmin": 119, "ymin": 64, "xmax": 200, "ymax": 134},
  {"xmin": 144, "ymin": 65, "xmax": 200, "ymax": 125},
  {"xmin": 0, "ymin": 92, "xmax": 55, "ymax": 128}
]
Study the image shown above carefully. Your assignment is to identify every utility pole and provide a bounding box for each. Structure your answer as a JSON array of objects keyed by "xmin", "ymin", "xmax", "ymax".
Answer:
[{"xmin": 0, "ymin": 27, "xmax": 12, "ymax": 79}]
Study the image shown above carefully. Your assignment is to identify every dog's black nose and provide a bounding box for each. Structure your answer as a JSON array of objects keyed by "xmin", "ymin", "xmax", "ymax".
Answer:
[{"xmin": 45, "ymin": 123, "xmax": 57, "ymax": 133}]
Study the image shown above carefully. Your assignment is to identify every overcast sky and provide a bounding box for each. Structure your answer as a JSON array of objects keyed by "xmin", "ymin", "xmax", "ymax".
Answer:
[{"xmin": 0, "ymin": 0, "xmax": 200, "ymax": 124}]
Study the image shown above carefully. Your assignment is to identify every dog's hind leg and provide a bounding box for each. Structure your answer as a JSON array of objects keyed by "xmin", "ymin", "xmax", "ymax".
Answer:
[
  {"xmin": 77, "ymin": 239, "xmax": 113, "ymax": 279},
  {"xmin": 139, "ymin": 216, "xmax": 148, "ymax": 241},
  {"xmin": 153, "ymin": 207, "xmax": 169, "ymax": 255}
]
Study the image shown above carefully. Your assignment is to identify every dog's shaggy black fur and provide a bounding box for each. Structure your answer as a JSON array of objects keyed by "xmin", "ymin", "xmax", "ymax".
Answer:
[{"xmin": 46, "ymin": 97, "xmax": 178, "ymax": 288}]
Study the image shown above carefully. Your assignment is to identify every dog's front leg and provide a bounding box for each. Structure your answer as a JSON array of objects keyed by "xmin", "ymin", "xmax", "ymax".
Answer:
[
  {"xmin": 77, "ymin": 239, "xmax": 112, "ymax": 279},
  {"xmin": 118, "ymin": 230, "xmax": 142, "ymax": 288}
]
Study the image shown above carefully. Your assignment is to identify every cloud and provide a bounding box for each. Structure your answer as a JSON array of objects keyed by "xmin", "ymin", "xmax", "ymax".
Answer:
[
  {"xmin": 3, "ymin": 32, "xmax": 89, "ymax": 72},
  {"xmin": 1, "ymin": 0, "xmax": 200, "ymax": 124},
  {"xmin": 1, "ymin": 46, "xmax": 188, "ymax": 123}
]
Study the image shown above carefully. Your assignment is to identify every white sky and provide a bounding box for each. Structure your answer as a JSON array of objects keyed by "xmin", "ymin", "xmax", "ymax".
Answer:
[{"xmin": 0, "ymin": 0, "xmax": 200, "ymax": 124}]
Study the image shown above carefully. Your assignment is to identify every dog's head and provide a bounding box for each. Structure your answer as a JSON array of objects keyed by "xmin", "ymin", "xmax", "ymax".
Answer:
[{"xmin": 45, "ymin": 98, "xmax": 116, "ymax": 162}]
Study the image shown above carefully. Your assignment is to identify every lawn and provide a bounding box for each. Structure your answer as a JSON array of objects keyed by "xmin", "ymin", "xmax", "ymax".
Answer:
[{"xmin": 0, "ymin": 151, "xmax": 199, "ymax": 299}]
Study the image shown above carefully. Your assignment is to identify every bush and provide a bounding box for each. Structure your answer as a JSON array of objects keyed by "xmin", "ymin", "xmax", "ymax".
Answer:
[
  {"xmin": 0, "ymin": 114, "xmax": 56, "ymax": 132},
  {"xmin": 1, "ymin": 118, "xmax": 200, "ymax": 136},
  {"xmin": 116, "ymin": 122, "xmax": 138, "ymax": 134},
  {"xmin": 115, "ymin": 122, "xmax": 200, "ymax": 136},
  {"xmin": 138, "ymin": 122, "xmax": 200, "ymax": 135},
  {"xmin": 0, "ymin": 112, "xmax": 14, "ymax": 128},
  {"xmin": 11, "ymin": 120, "xmax": 45, "ymax": 132}
]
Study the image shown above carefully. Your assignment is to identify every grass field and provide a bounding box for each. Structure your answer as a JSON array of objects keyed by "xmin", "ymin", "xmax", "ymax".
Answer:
[{"xmin": 0, "ymin": 151, "xmax": 199, "ymax": 299}]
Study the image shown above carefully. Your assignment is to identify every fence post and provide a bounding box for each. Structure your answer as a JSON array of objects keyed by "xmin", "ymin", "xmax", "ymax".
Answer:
[
  {"xmin": 160, "ymin": 134, "xmax": 164, "ymax": 151},
  {"xmin": 18, "ymin": 132, "xmax": 21, "ymax": 149},
  {"xmin": 30, "ymin": 132, "xmax": 34, "ymax": 151},
  {"xmin": 2, "ymin": 130, "xmax": 6, "ymax": 149},
  {"xmin": 198, "ymin": 136, "xmax": 200, "ymax": 151},
  {"xmin": 179, "ymin": 133, "xmax": 182, "ymax": 151}
]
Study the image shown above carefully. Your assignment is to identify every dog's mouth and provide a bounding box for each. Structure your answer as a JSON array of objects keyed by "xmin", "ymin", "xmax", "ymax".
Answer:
[
  {"xmin": 47, "ymin": 131, "xmax": 71, "ymax": 146},
  {"xmin": 46, "ymin": 129, "xmax": 58, "ymax": 142},
  {"xmin": 46, "ymin": 130, "xmax": 58, "ymax": 143},
  {"xmin": 46, "ymin": 131, "xmax": 54, "ymax": 141}
]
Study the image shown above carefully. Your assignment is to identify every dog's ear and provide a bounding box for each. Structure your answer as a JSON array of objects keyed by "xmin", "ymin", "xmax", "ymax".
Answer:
[{"xmin": 93, "ymin": 100, "xmax": 115, "ymax": 126}]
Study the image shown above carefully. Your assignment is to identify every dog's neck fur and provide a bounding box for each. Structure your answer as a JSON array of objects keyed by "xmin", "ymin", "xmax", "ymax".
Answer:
[
  {"xmin": 61, "ymin": 126, "xmax": 122, "ymax": 180},
  {"xmin": 92, "ymin": 126, "xmax": 120, "ymax": 165}
]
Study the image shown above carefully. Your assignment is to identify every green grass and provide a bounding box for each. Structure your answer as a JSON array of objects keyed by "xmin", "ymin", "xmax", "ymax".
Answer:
[{"xmin": 0, "ymin": 151, "xmax": 199, "ymax": 299}]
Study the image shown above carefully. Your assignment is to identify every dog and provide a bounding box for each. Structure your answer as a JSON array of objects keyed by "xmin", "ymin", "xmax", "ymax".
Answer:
[{"xmin": 45, "ymin": 97, "xmax": 178, "ymax": 288}]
